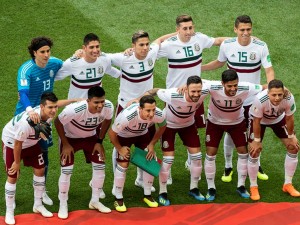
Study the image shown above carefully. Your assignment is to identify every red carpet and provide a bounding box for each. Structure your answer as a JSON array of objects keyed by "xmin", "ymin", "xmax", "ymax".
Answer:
[{"xmin": 1, "ymin": 202, "xmax": 300, "ymax": 225}]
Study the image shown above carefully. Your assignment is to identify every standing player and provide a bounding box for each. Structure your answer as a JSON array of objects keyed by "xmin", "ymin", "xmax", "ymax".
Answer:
[
  {"xmin": 55, "ymin": 33, "xmax": 121, "ymax": 99},
  {"xmin": 157, "ymin": 14, "xmax": 228, "ymax": 184},
  {"xmin": 202, "ymin": 15, "xmax": 275, "ymax": 182},
  {"xmin": 55, "ymin": 86, "xmax": 113, "ymax": 219},
  {"xmin": 55, "ymin": 33, "xmax": 121, "ymax": 199},
  {"xmin": 248, "ymin": 80, "xmax": 299, "ymax": 200},
  {"xmin": 15, "ymin": 36, "xmax": 63, "ymax": 205},
  {"xmin": 142, "ymin": 76, "xmax": 209, "ymax": 206},
  {"xmin": 108, "ymin": 95, "xmax": 166, "ymax": 212},
  {"xmin": 108, "ymin": 30, "xmax": 173, "ymax": 191},
  {"xmin": 2, "ymin": 92, "xmax": 58, "ymax": 225},
  {"xmin": 204, "ymin": 69, "xmax": 263, "ymax": 201}
]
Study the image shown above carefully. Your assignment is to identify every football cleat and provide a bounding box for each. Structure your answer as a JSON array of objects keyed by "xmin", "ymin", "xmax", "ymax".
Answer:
[
  {"xmin": 158, "ymin": 193, "xmax": 170, "ymax": 206},
  {"xmin": 143, "ymin": 196, "xmax": 158, "ymax": 208},
  {"xmin": 221, "ymin": 167, "xmax": 233, "ymax": 182},
  {"xmin": 189, "ymin": 188, "xmax": 205, "ymax": 201},
  {"xmin": 58, "ymin": 203, "xmax": 68, "ymax": 219},
  {"xmin": 250, "ymin": 186, "xmax": 260, "ymax": 201},
  {"xmin": 33, "ymin": 205, "xmax": 53, "ymax": 218},
  {"xmin": 236, "ymin": 185, "xmax": 250, "ymax": 199},
  {"xmin": 114, "ymin": 199, "xmax": 127, "ymax": 213},
  {"xmin": 206, "ymin": 188, "xmax": 216, "ymax": 201},
  {"xmin": 5, "ymin": 208, "xmax": 15, "ymax": 225},
  {"xmin": 89, "ymin": 201, "xmax": 111, "ymax": 213},
  {"xmin": 257, "ymin": 166, "xmax": 269, "ymax": 180},
  {"xmin": 282, "ymin": 183, "xmax": 300, "ymax": 197}
]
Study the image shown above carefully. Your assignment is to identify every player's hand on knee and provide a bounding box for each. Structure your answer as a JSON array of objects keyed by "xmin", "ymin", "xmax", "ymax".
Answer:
[
  {"xmin": 119, "ymin": 146, "xmax": 130, "ymax": 160},
  {"xmin": 8, "ymin": 162, "xmax": 20, "ymax": 175},
  {"xmin": 61, "ymin": 144, "xmax": 74, "ymax": 164}
]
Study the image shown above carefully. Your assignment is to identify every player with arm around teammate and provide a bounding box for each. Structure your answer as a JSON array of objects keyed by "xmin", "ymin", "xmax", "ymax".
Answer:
[
  {"xmin": 2, "ymin": 92, "xmax": 59, "ymax": 225},
  {"xmin": 55, "ymin": 33, "xmax": 121, "ymax": 99},
  {"xmin": 157, "ymin": 14, "xmax": 229, "ymax": 184},
  {"xmin": 55, "ymin": 86, "xmax": 113, "ymax": 219},
  {"xmin": 108, "ymin": 95, "xmax": 166, "ymax": 212},
  {"xmin": 143, "ymin": 76, "xmax": 209, "ymax": 206},
  {"xmin": 202, "ymin": 15, "xmax": 275, "ymax": 182},
  {"xmin": 204, "ymin": 69, "xmax": 263, "ymax": 201},
  {"xmin": 248, "ymin": 79, "xmax": 300, "ymax": 200},
  {"xmin": 15, "ymin": 36, "xmax": 63, "ymax": 205},
  {"xmin": 108, "ymin": 30, "xmax": 173, "ymax": 191}
]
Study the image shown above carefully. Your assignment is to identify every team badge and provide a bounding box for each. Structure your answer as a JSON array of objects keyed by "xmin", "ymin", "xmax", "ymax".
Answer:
[
  {"xmin": 206, "ymin": 135, "xmax": 210, "ymax": 143},
  {"xmin": 250, "ymin": 133, "xmax": 254, "ymax": 140},
  {"xmin": 194, "ymin": 43, "xmax": 200, "ymax": 51},
  {"xmin": 49, "ymin": 70, "xmax": 54, "ymax": 77},
  {"xmin": 148, "ymin": 58, "xmax": 153, "ymax": 66},
  {"xmin": 236, "ymin": 98, "xmax": 242, "ymax": 105},
  {"xmin": 98, "ymin": 66, "xmax": 104, "ymax": 74},
  {"xmin": 250, "ymin": 52, "xmax": 256, "ymax": 60},
  {"xmin": 163, "ymin": 141, "xmax": 169, "ymax": 149}
]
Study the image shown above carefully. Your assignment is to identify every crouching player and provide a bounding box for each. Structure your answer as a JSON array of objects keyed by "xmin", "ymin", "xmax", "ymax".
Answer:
[
  {"xmin": 108, "ymin": 95, "xmax": 166, "ymax": 212},
  {"xmin": 2, "ymin": 92, "xmax": 58, "ymax": 225},
  {"xmin": 55, "ymin": 86, "xmax": 112, "ymax": 219},
  {"xmin": 248, "ymin": 79, "xmax": 300, "ymax": 200}
]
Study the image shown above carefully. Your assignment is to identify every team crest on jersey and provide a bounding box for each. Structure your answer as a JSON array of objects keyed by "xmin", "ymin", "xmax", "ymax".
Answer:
[
  {"xmin": 98, "ymin": 66, "xmax": 104, "ymax": 74},
  {"xmin": 250, "ymin": 133, "xmax": 254, "ymax": 140},
  {"xmin": 163, "ymin": 141, "xmax": 169, "ymax": 149},
  {"xmin": 250, "ymin": 52, "xmax": 256, "ymax": 60},
  {"xmin": 206, "ymin": 135, "xmax": 210, "ymax": 143},
  {"xmin": 148, "ymin": 58, "xmax": 153, "ymax": 67},
  {"xmin": 194, "ymin": 43, "xmax": 200, "ymax": 51},
  {"xmin": 49, "ymin": 70, "xmax": 54, "ymax": 77},
  {"xmin": 236, "ymin": 98, "xmax": 242, "ymax": 105}
]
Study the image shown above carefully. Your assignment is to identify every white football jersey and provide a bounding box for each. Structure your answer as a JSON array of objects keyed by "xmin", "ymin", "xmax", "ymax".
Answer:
[
  {"xmin": 250, "ymin": 89, "xmax": 296, "ymax": 125},
  {"xmin": 218, "ymin": 37, "xmax": 272, "ymax": 105},
  {"xmin": 58, "ymin": 100, "xmax": 114, "ymax": 138},
  {"xmin": 55, "ymin": 54, "xmax": 120, "ymax": 99},
  {"xmin": 157, "ymin": 87, "xmax": 209, "ymax": 128},
  {"xmin": 205, "ymin": 80, "xmax": 262, "ymax": 125},
  {"xmin": 108, "ymin": 43, "xmax": 159, "ymax": 108},
  {"xmin": 158, "ymin": 32, "xmax": 215, "ymax": 88},
  {"xmin": 112, "ymin": 103, "xmax": 166, "ymax": 138},
  {"xmin": 2, "ymin": 107, "xmax": 51, "ymax": 149}
]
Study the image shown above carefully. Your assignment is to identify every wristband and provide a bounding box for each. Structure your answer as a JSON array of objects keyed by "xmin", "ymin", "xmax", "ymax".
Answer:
[
  {"xmin": 97, "ymin": 138, "xmax": 103, "ymax": 144},
  {"xmin": 288, "ymin": 134, "xmax": 295, "ymax": 139},
  {"xmin": 254, "ymin": 138, "xmax": 261, "ymax": 142}
]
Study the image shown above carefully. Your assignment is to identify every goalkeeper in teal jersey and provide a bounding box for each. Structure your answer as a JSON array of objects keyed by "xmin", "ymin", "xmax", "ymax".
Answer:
[{"xmin": 15, "ymin": 36, "xmax": 63, "ymax": 206}]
